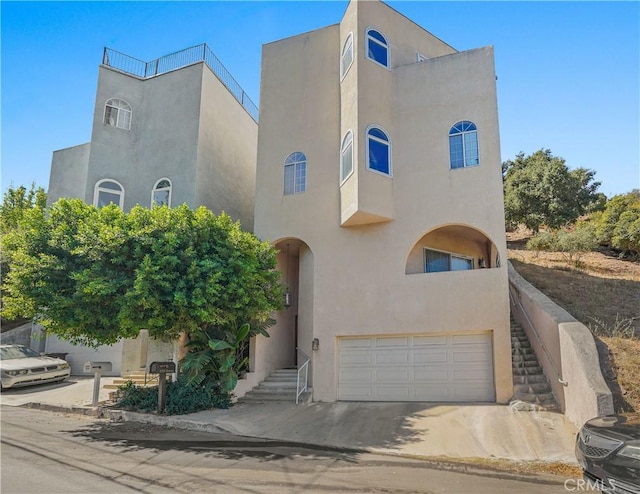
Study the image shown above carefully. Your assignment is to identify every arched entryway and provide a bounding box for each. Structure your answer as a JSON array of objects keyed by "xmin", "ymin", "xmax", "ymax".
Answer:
[{"xmin": 251, "ymin": 238, "xmax": 314, "ymax": 376}]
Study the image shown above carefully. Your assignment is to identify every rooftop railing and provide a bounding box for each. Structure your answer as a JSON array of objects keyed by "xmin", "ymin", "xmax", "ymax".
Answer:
[{"xmin": 102, "ymin": 44, "xmax": 259, "ymax": 122}]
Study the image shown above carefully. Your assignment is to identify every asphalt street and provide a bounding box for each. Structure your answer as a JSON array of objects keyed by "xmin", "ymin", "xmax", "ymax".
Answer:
[{"xmin": 1, "ymin": 406, "xmax": 573, "ymax": 494}]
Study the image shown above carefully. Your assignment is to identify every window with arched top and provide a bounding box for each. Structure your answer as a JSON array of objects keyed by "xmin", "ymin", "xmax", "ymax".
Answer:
[
  {"xmin": 94, "ymin": 179, "xmax": 124, "ymax": 208},
  {"xmin": 152, "ymin": 178, "xmax": 172, "ymax": 207},
  {"xmin": 340, "ymin": 131, "xmax": 354, "ymax": 183},
  {"xmin": 284, "ymin": 152, "xmax": 307, "ymax": 195},
  {"xmin": 449, "ymin": 121, "xmax": 479, "ymax": 169},
  {"xmin": 366, "ymin": 126, "xmax": 391, "ymax": 176},
  {"xmin": 341, "ymin": 33, "xmax": 354, "ymax": 79},
  {"xmin": 104, "ymin": 98, "xmax": 132, "ymax": 130},
  {"xmin": 366, "ymin": 28, "xmax": 389, "ymax": 68}
]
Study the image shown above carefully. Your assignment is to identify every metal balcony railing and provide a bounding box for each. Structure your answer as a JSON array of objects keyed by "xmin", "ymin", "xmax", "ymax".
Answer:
[{"xmin": 102, "ymin": 44, "xmax": 259, "ymax": 122}]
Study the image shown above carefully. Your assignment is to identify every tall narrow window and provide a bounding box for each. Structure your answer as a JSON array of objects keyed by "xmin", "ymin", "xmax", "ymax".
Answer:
[
  {"xmin": 341, "ymin": 33, "xmax": 354, "ymax": 79},
  {"xmin": 449, "ymin": 121, "xmax": 479, "ymax": 169},
  {"xmin": 366, "ymin": 126, "xmax": 391, "ymax": 176},
  {"xmin": 366, "ymin": 28, "xmax": 389, "ymax": 68},
  {"xmin": 104, "ymin": 98, "xmax": 132, "ymax": 130},
  {"xmin": 152, "ymin": 178, "xmax": 172, "ymax": 207},
  {"xmin": 284, "ymin": 152, "xmax": 306, "ymax": 195},
  {"xmin": 340, "ymin": 131, "xmax": 353, "ymax": 183},
  {"xmin": 94, "ymin": 179, "xmax": 124, "ymax": 208}
]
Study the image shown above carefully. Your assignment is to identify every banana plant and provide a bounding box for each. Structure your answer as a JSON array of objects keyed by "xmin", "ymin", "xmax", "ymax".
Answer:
[{"xmin": 181, "ymin": 320, "xmax": 272, "ymax": 393}]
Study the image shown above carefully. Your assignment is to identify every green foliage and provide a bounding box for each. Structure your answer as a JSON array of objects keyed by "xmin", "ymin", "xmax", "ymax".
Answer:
[
  {"xmin": 0, "ymin": 184, "xmax": 47, "ymax": 236},
  {"xmin": 503, "ymin": 149, "xmax": 602, "ymax": 232},
  {"xmin": 181, "ymin": 320, "xmax": 272, "ymax": 392},
  {"xmin": 526, "ymin": 221, "xmax": 599, "ymax": 264},
  {"xmin": 1, "ymin": 199, "xmax": 284, "ymax": 347},
  {"xmin": 116, "ymin": 376, "xmax": 232, "ymax": 415},
  {"xmin": 592, "ymin": 190, "xmax": 640, "ymax": 258}
]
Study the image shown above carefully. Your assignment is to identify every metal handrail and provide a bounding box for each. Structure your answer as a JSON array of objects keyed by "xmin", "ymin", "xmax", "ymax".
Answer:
[
  {"xmin": 296, "ymin": 347, "xmax": 311, "ymax": 405},
  {"xmin": 508, "ymin": 282, "xmax": 568, "ymax": 386},
  {"xmin": 102, "ymin": 44, "xmax": 259, "ymax": 122}
]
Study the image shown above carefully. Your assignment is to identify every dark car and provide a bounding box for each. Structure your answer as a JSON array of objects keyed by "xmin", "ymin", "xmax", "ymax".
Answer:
[{"xmin": 575, "ymin": 414, "xmax": 640, "ymax": 494}]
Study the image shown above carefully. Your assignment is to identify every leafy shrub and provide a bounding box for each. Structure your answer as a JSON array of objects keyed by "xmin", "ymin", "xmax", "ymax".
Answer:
[
  {"xmin": 526, "ymin": 223, "xmax": 598, "ymax": 264},
  {"xmin": 116, "ymin": 375, "xmax": 232, "ymax": 415},
  {"xmin": 593, "ymin": 190, "xmax": 640, "ymax": 258}
]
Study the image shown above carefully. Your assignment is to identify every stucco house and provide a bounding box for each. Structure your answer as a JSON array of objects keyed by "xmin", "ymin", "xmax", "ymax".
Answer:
[
  {"xmin": 249, "ymin": 0, "xmax": 511, "ymax": 403},
  {"xmin": 44, "ymin": 0, "xmax": 511, "ymax": 404},
  {"xmin": 44, "ymin": 44, "xmax": 258, "ymax": 376}
]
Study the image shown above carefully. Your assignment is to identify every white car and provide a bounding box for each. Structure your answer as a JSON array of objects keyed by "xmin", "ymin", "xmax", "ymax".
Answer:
[{"xmin": 0, "ymin": 344, "xmax": 71, "ymax": 390}]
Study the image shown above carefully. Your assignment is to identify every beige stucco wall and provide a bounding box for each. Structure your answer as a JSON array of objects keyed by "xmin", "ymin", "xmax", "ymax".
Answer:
[
  {"xmin": 255, "ymin": 0, "xmax": 510, "ymax": 403},
  {"xmin": 195, "ymin": 65, "xmax": 257, "ymax": 231},
  {"xmin": 48, "ymin": 143, "xmax": 91, "ymax": 205}
]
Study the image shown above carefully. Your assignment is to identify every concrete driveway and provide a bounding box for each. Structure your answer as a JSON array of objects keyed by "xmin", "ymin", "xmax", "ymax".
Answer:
[
  {"xmin": 0, "ymin": 376, "xmax": 116, "ymax": 408},
  {"xmin": 1, "ymin": 377, "xmax": 578, "ymax": 464}
]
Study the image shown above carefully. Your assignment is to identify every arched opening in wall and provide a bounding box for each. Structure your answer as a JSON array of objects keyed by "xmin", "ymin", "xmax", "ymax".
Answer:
[
  {"xmin": 405, "ymin": 225, "xmax": 500, "ymax": 275},
  {"xmin": 252, "ymin": 238, "xmax": 314, "ymax": 377}
]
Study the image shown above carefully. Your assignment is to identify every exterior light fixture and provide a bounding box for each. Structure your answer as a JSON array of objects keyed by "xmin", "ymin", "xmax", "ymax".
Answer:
[
  {"xmin": 478, "ymin": 257, "xmax": 486, "ymax": 269},
  {"xmin": 284, "ymin": 289, "xmax": 291, "ymax": 308},
  {"xmin": 312, "ymin": 338, "xmax": 319, "ymax": 351}
]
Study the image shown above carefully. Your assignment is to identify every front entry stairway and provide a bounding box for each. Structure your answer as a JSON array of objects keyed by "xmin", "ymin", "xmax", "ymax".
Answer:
[{"xmin": 239, "ymin": 369, "xmax": 310, "ymax": 404}]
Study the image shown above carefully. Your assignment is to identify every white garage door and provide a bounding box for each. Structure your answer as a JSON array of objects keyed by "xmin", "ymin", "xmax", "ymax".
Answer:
[{"xmin": 338, "ymin": 332, "xmax": 495, "ymax": 402}]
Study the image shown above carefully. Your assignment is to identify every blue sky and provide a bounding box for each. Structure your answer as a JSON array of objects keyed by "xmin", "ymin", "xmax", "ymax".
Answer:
[{"xmin": 2, "ymin": 1, "xmax": 639, "ymax": 198}]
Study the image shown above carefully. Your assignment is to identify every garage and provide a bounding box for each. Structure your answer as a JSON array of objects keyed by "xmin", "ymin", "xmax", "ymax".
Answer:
[{"xmin": 338, "ymin": 332, "xmax": 495, "ymax": 402}]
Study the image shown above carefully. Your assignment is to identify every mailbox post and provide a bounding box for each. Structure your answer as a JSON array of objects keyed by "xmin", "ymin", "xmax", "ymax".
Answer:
[
  {"xmin": 83, "ymin": 361, "xmax": 112, "ymax": 406},
  {"xmin": 149, "ymin": 361, "xmax": 176, "ymax": 413}
]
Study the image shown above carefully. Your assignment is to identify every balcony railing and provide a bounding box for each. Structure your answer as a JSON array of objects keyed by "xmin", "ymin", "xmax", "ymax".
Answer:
[{"xmin": 102, "ymin": 44, "xmax": 259, "ymax": 122}]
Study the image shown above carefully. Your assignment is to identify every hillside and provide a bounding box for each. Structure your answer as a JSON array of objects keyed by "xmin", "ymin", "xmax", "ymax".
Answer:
[{"xmin": 507, "ymin": 232, "xmax": 640, "ymax": 413}]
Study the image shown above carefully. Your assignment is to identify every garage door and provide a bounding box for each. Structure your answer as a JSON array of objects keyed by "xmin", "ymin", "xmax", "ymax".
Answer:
[{"xmin": 338, "ymin": 332, "xmax": 495, "ymax": 402}]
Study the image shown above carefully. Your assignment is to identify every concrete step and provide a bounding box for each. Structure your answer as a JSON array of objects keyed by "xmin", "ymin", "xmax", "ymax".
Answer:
[
  {"xmin": 513, "ymin": 365, "xmax": 543, "ymax": 375},
  {"xmin": 263, "ymin": 375, "xmax": 299, "ymax": 383},
  {"xmin": 239, "ymin": 368, "xmax": 309, "ymax": 404},
  {"xmin": 512, "ymin": 354, "xmax": 539, "ymax": 363},
  {"xmin": 514, "ymin": 382, "xmax": 552, "ymax": 395},
  {"xmin": 511, "ymin": 345, "xmax": 535, "ymax": 354},
  {"xmin": 513, "ymin": 374, "xmax": 548, "ymax": 385}
]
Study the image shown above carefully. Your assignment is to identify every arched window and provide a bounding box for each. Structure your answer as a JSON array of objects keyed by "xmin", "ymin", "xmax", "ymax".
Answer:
[
  {"xmin": 104, "ymin": 98, "xmax": 132, "ymax": 130},
  {"xmin": 366, "ymin": 126, "xmax": 391, "ymax": 176},
  {"xmin": 340, "ymin": 131, "xmax": 354, "ymax": 183},
  {"xmin": 449, "ymin": 121, "xmax": 479, "ymax": 169},
  {"xmin": 94, "ymin": 179, "xmax": 124, "ymax": 208},
  {"xmin": 284, "ymin": 152, "xmax": 307, "ymax": 195},
  {"xmin": 366, "ymin": 28, "xmax": 389, "ymax": 68},
  {"xmin": 151, "ymin": 178, "xmax": 172, "ymax": 207},
  {"xmin": 341, "ymin": 33, "xmax": 354, "ymax": 79}
]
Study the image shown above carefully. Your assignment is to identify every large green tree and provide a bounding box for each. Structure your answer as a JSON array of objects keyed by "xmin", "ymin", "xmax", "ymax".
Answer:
[
  {"xmin": 1, "ymin": 199, "xmax": 283, "ymax": 347},
  {"xmin": 0, "ymin": 184, "xmax": 48, "ymax": 330},
  {"xmin": 592, "ymin": 189, "xmax": 640, "ymax": 257},
  {"xmin": 503, "ymin": 149, "xmax": 603, "ymax": 232},
  {"xmin": 0, "ymin": 183, "xmax": 47, "ymax": 235}
]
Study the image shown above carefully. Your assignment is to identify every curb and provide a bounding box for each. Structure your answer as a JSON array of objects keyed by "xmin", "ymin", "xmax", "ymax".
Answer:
[{"xmin": 22, "ymin": 402, "xmax": 104, "ymax": 417}]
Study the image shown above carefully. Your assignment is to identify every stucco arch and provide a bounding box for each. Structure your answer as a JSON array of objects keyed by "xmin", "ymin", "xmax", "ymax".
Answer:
[
  {"xmin": 405, "ymin": 224, "xmax": 500, "ymax": 274},
  {"xmin": 251, "ymin": 237, "xmax": 315, "ymax": 373}
]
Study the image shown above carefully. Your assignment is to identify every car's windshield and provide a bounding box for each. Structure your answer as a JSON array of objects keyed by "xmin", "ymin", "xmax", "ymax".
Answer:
[{"xmin": 0, "ymin": 346, "xmax": 41, "ymax": 360}]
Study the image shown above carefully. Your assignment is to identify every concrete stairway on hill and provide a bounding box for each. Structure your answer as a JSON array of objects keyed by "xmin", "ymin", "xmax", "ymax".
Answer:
[
  {"xmin": 238, "ymin": 369, "xmax": 310, "ymax": 404},
  {"xmin": 510, "ymin": 316, "xmax": 559, "ymax": 411}
]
